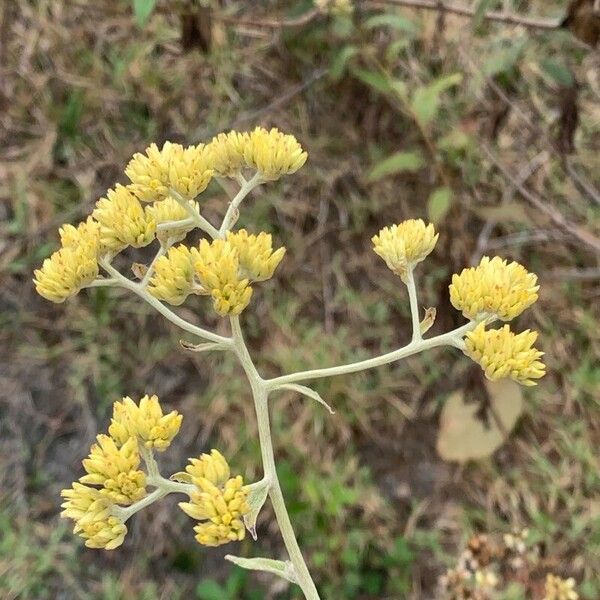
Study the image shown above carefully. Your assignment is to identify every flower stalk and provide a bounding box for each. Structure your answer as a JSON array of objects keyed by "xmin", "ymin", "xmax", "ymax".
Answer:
[{"xmin": 37, "ymin": 128, "xmax": 545, "ymax": 598}]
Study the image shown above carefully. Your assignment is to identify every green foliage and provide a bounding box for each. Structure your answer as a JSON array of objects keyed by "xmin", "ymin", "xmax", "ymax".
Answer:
[
  {"xmin": 367, "ymin": 150, "xmax": 425, "ymax": 181},
  {"xmin": 132, "ymin": 0, "xmax": 157, "ymax": 28}
]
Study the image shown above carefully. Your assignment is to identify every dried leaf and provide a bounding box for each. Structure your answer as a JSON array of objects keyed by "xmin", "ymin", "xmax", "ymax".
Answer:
[
  {"xmin": 420, "ymin": 307, "xmax": 436, "ymax": 335},
  {"xmin": 437, "ymin": 379, "xmax": 523, "ymax": 463},
  {"xmin": 179, "ymin": 340, "xmax": 225, "ymax": 353}
]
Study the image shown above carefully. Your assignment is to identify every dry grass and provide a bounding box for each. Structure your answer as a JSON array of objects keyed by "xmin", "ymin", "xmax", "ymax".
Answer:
[{"xmin": 1, "ymin": 1, "xmax": 599, "ymax": 598}]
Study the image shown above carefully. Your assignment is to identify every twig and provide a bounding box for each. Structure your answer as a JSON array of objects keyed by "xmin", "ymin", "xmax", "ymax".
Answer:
[
  {"xmin": 458, "ymin": 47, "xmax": 600, "ymax": 211},
  {"xmin": 480, "ymin": 143, "xmax": 600, "ymax": 254},
  {"xmin": 366, "ymin": 0, "xmax": 560, "ymax": 30},
  {"xmin": 213, "ymin": 8, "xmax": 320, "ymax": 29}
]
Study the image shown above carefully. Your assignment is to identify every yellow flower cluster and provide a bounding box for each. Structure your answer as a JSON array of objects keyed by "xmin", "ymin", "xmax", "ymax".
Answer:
[
  {"xmin": 148, "ymin": 229, "xmax": 285, "ymax": 315},
  {"xmin": 179, "ymin": 450, "xmax": 250, "ymax": 547},
  {"xmin": 207, "ymin": 131, "xmax": 249, "ymax": 178},
  {"xmin": 61, "ymin": 394, "xmax": 182, "ymax": 549},
  {"xmin": 147, "ymin": 196, "xmax": 198, "ymax": 243},
  {"xmin": 148, "ymin": 245, "xmax": 197, "ymax": 305},
  {"xmin": 33, "ymin": 218, "xmax": 100, "ymax": 302},
  {"xmin": 544, "ymin": 574, "xmax": 579, "ymax": 600},
  {"xmin": 92, "ymin": 184, "xmax": 156, "ymax": 252},
  {"xmin": 450, "ymin": 256, "xmax": 538, "ymax": 322},
  {"xmin": 126, "ymin": 142, "xmax": 214, "ymax": 202},
  {"xmin": 34, "ymin": 128, "xmax": 305, "ymax": 306},
  {"xmin": 80, "ymin": 435, "xmax": 147, "ymax": 505},
  {"xmin": 109, "ymin": 394, "xmax": 183, "ymax": 451},
  {"xmin": 207, "ymin": 127, "xmax": 307, "ymax": 181},
  {"xmin": 464, "ymin": 323, "xmax": 545, "ymax": 386},
  {"xmin": 243, "ymin": 127, "xmax": 308, "ymax": 181},
  {"xmin": 194, "ymin": 238, "xmax": 253, "ymax": 316},
  {"xmin": 372, "ymin": 219, "xmax": 438, "ymax": 281},
  {"xmin": 61, "ymin": 483, "xmax": 127, "ymax": 550},
  {"xmin": 226, "ymin": 229, "xmax": 286, "ymax": 281}
]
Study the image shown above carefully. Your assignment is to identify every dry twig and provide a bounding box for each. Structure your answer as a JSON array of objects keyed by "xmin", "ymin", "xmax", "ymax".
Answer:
[{"xmin": 366, "ymin": 0, "xmax": 561, "ymax": 30}]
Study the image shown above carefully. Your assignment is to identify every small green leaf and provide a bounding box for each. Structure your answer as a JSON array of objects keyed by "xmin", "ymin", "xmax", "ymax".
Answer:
[
  {"xmin": 196, "ymin": 580, "xmax": 226, "ymax": 600},
  {"xmin": 367, "ymin": 151, "xmax": 425, "ymax": 181},
  {"xmin": 540, "ymin": 58, "xmax": 574, "ymax": 87},
  {"xmin": 411, "ymin": 74, "xmax": 462, "ymax": 127},
  {"xmin": 225, "ymin": 555, "xmax": 297, "ymax": 584},
  {"xmin": 133, "ymin": 0, "xmax": 157, "ymax": 28},
  {"xmin": 472, "ymin": 0, "xmax": 494, "ymax": 31},
  {"xmin": 483, "ymin": 40, "xmax": 526, "ymax": 77},
  {"xmin": 329, "ymin": 45, "xmax": 358, "ymax": 81},
  {"xmin": 364, "ymin": 14, "xmax": 418, "ymax": 35},
  {"xmin": 427, "ymin": 187, "xmax": 453, "ymax": 223},
  {"xmin": 350, "ymin": 68, "xmax": 391, "ymax": 94}
]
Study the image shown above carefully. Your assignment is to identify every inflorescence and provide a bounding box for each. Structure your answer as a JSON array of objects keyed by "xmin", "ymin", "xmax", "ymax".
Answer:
[
  {"xmin": 61, "ymin": 395, "xmax": 249, "ymax": 550},
  {"xmin": 36, "ymin": 126, "xmax": 546, "ymax": 565}
]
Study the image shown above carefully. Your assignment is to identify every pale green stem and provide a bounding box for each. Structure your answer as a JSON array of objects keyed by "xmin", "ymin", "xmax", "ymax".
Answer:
[
  {"xmin": 140, "ymin": 242, "xmax": 171, "ymax": 288},
  {"xmin": 170, "ymin": 189, "xmax": 220, "ymax": 239},
  {"xmin": 113, "ymin": 448, "xmax": 196, "ymax": 523},
  {"xmin": 98, "ymin": 259, "xmax": 232, "ymax": 346},
  {"xmin": 218, "ymin": 172, "xmax": 262, "ymax": 237},
  {"xmin": 265, "ymin": 322, "xmax": 475, "ymax": 389},
  {"xmin": 230, "ymin": 316, "xmax": 321, "ymax": 600},
  {"xmin": 405, "ymin": 268, "xmax": 421, "ymax": 342},
  {"xmin": 157, "ymin": 216, "xmax": 195, "ymax": 232},
  {"xmin": 84, "ymin": 278, "xmax": 118, "ymax": 288}
]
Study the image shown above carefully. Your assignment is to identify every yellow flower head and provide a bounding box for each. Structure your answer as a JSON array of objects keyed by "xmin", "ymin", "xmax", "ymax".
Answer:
[
  {"xmin": 126, "ymin": 142, "xmax": 214, "ymax": 202},
  {"xmin": 92, "ymin": 184, "xmax": 156, "ymax": 252},
  {"xmin": 243, "ymin": 127, "xmax": 307, "ymax": 181},
  {"xmin": 109, "ymin": 394, "xmax": 182, "ymax": 452},
  {"xmin": 194, "ymin": 238, "xmax": 253, "ymax": 316},
  {"xmin": 463, "ymin": 323, "xmax": 546, "ymax": 386},
  {"xmin": 207, "ymin": 131, "xmax": 250, "ymax": 178},
  {"xmin": 60, "ymin": 482, "xmax": 127, "ymax": 550},
  {"xmin": 450, "ymin": 256, "xmax": 539, "ymax": 322},
  {"xmin": 148, "ymin": 245, "xmax": 197, "ymax": 306},
  {"xmin": 372, "ymin": 219, "xmax": 438, "ymax": 281},
  {"xmin": 33, "ymin": 243, "xmax": 99, "ymax": 303},
  {"xmin": 544, "ymin": 574, "xmax": 578, "ymax": 600},
  {"xmin": 226, "ymin": 229, "xmax": 286, "ymax": 281},
  {"xmin": 185, "ymin": 449, "xmax": 231, "ymax": 488},
  {"xmin": 179, "ymin": 475, "xmax": 250, "ymax": 547},
  {"xmin": 146, "ymin": 197, "xmax": 198, "ymax": 243},
  {"xmin": 80, "ymin": 435, "xmax": 146, "ymax": 505},
  {"xmin": 59, "ymin": 217, "xmax": 101, "ymax": 252}
]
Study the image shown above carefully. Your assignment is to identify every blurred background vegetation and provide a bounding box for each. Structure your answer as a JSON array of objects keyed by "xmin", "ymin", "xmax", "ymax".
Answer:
[{"xmin": 1, "ymin": 1, "xmax": 599, "ymax": 598}]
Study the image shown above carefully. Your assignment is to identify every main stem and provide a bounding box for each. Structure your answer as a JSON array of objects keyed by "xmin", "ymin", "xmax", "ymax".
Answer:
[{"xmin": 230, "ymin": 317, "xmax": 321, "ymax": 600}]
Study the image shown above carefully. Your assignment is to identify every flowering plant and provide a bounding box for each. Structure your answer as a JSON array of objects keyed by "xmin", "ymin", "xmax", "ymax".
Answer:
[{"xmin": 34, "ymin": 127, "xmax": 544, "ymax": 599}]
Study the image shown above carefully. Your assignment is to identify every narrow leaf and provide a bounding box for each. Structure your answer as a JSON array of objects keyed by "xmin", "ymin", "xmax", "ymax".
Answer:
[
  {"xmin": 225, "ymin": 555, "xmax": 297, "ymax": 584},
  {"xmin": 277, "ymin": 383, "xmax": 335, "ymax": 414},
  {"xmin": 540, "ymin": 58, "xmax": 574, "ymax": 88},
  {"xmin": 133, "ymin": 0, "xmax": 157, "ymax": 28},
  {"xmin": 472, "ymin": 0, "xmax": 494, "ymax": 31},
  {"xmin": 243, "ymin": 479, "xmax": 271, "ymax": 540},
  {"xmin": 180, "ymin": 340, "xmax": 225, "ymax": 353},
  {"xmin": 329, "ymin": 46, "xmax": 358, "ymax": 81},
  {"xmin": 367, "ymin": 151, "xmax": 424, "ymax": 182},
  {"xmin": 427, "ymin": 187, "xmax": 453, "ymax": 223},
  {"xmin": 364, "ymin": 14, "xmax": 419, "ymax": 35},
  {"xmin": 350, "ymin": 68, "xmax": 391, "ymax": 94}
]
